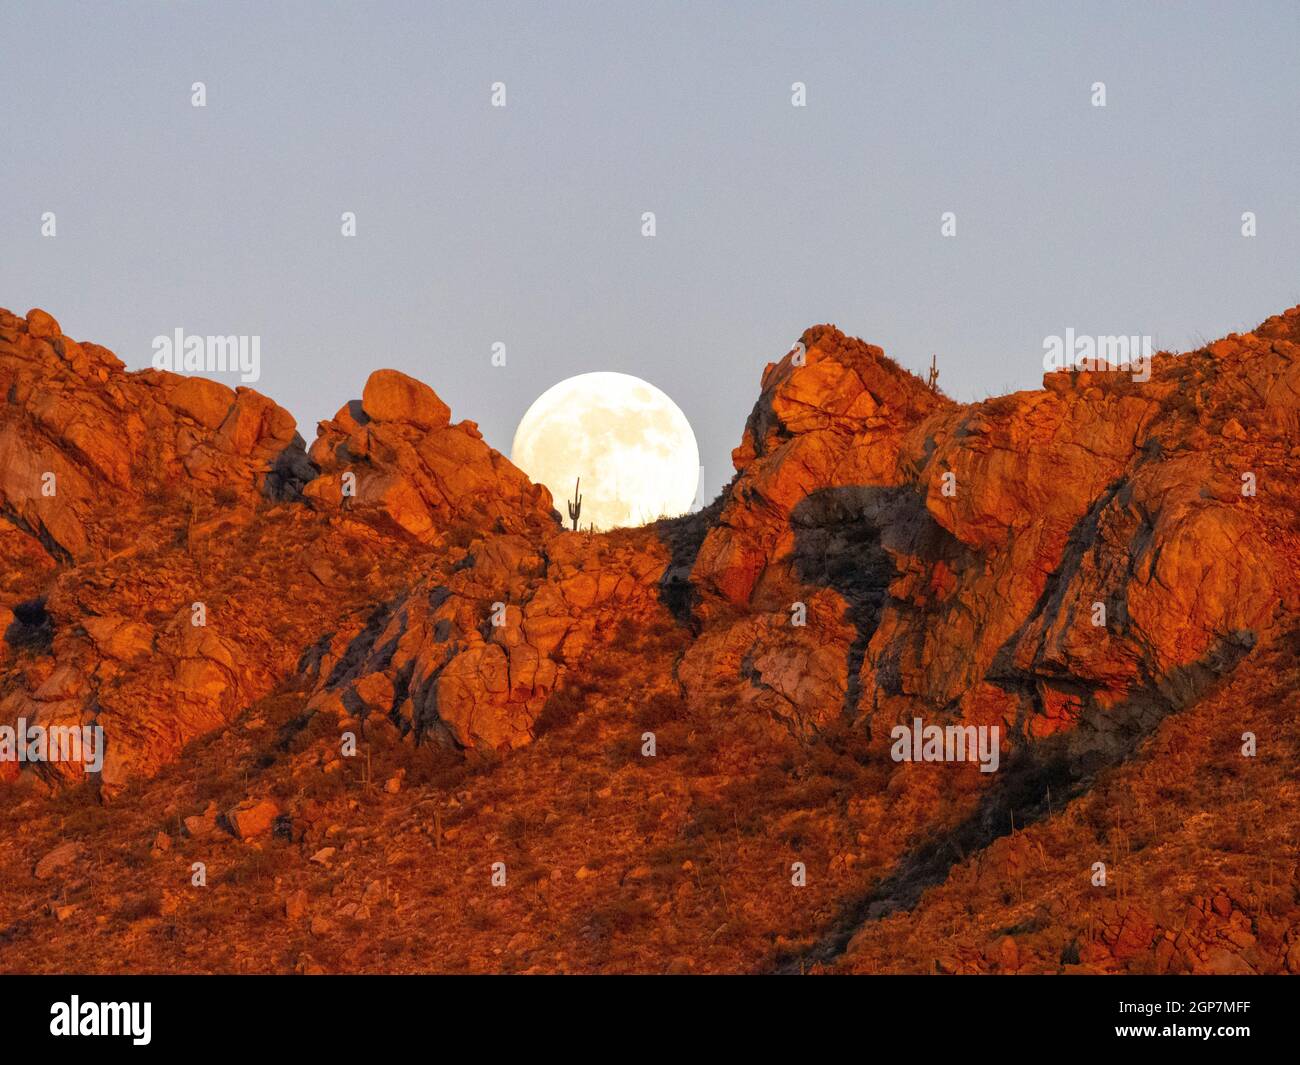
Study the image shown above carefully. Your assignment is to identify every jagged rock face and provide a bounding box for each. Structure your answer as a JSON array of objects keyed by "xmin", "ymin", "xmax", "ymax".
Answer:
[
  {"xmin": 693, "ymin": 325, "xmax": 953, "ymax": 612},
  {"xmin": 3, "ymin": 302, "xmax": 1300, "ymax": 808},
  {"xmin": 304, "ymin": 368, "xmax": 556, "ymax": 541},
  {"xmin": 3, "ymin": 301, "xmax": 1300, "ymax": 977},
  {"xmin": 682, "ymin": 325, "xmax": 953, "ymax": 736},
  {"xmin": 683, "ymin": 311, "xmax": 1300, "ymax": 751},
  {"xmin": 0, "ymin": 308, "xmax": 306, "ymax": 565},
  {"xmin": 0, "ymin": 307, "xmax": 325, "ymax": 792},
  {"xmin": 883, "ymin": 315, "xmax": 1298, "ymax": 745},
  {"xmin": 0, "ymin": 311, "xmax": 559, "ymax": 794},
  {"xmin": 302, "ymin": 528, "xmax": 671, "ymax": 751}
]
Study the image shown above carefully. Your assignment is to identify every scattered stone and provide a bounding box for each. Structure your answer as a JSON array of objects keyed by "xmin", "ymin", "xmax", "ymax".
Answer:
[
  {"xmin": 227, "ymin": 798, "xmax": 280, "ymax": 840},
  {"xmin": 34, "ymin": 841, "xmax": 82, "ymax": 880},
  {"xmin": 183, "ymin": 803, "xmax": 220, "ymax": 838},
  {"xmin": 284, "ymin": 889, "xmax": 309, "ymax": 920},
  {"xmin": 1221, "ymin": 417, "xmax": 1247, "ymax": 440}
]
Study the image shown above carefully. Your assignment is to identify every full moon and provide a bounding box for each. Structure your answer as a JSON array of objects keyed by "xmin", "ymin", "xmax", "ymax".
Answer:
[{"xmin": 511, "ymin": 372, "xmax": 700, "ymax": 531}]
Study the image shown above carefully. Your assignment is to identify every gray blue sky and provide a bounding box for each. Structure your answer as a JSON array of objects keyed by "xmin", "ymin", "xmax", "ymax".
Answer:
[{"xmin": 3, "ymin": 1, "xmax": 1297, "ymax": 501}]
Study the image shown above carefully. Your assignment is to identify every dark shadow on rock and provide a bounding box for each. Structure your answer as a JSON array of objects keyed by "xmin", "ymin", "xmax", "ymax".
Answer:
[
  {"xmin": 299, "ymin": 586, "xmax": 461, "ymax": 748},
  {"xmin": 5, "ymin": 597, "xmax": 53, "ymax": 653},
  {"xmin": 653, "ymin": 489, "xmax": 728, "ymax": 627},
  {"xmin": 788, "ymin": 485, "xmax": 967, "ymax": 721},
  {"xmin": 262, "ymin": 432, "xmax": 319, "ymax": 502},
  {"xmin": 736, "ymin": 381, "xmax": 787, "ymax": 464},
  {"xmin": 773, "ymin": 637, "xmax": 1253, "ymax": 973},
  {"xmin": 789, "ymin": 487, "xmax": 897, "ymax": 718},
  {"xmin": 1, "ymin": 505, "xmax": 74, "ymax": 565},
  {"xmin": 292, "ymin": 596, "xmax": 409, "ymax": 701}
]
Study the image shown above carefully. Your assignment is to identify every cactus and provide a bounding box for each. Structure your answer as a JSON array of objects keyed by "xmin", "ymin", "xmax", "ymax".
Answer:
[
  {"xmin": 567, "ymin": 477, "xmax": 582, "ymax": 531},
  {"xmin": 927, "ymin": 353, "xmax": 939, "ymax": 392}
]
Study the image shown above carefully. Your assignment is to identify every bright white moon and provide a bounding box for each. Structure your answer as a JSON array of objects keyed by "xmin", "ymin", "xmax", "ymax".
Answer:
[{"xmin": 511, "ymin": 372, "xmax": 700, "ymax": 531}]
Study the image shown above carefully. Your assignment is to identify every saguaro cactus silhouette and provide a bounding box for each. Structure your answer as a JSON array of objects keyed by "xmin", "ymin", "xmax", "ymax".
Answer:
[
  {"xmin": 567, "ymin": 477, "xmax": 582, "ymax": 531},
  {"xmin": 927, "ymin": 353, "xmax": 940, "ymax": 392}
]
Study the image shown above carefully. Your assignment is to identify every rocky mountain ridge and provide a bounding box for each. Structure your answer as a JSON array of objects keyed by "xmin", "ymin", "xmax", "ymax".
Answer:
[{"xmin": 2, "ymin": 302, "xmax": 1298, "ymax": 975}]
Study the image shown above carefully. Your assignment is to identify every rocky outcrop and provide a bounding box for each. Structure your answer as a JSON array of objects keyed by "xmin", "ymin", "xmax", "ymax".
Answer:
[
  {"xmin": 0, "ymin": 311, "xmax": 559, "ymax": 794},
  {"xmin": 0, "ymin": 308, "xmax": 307, "ymax": 566},
  {"xmin": 302, "ymin": 527, "xmax": 670, "ymax": 750},
  {"xmin": 681, "ymin": 310, "xmax": 1300, "ymax": 754},
  {"xmin": 693, "ymin": 325, "xmax": 952, "ymax": 612},
  {"xmin": 4, "ymin": 301, "xmax": 1300, "ymax": 813},
  {"xmin": 303, "ymin": 369, "xmax": 555, "ymax": 541},
  {"xmin": 3, "ymin": 300, "xmax": 1300, "ymax": 978}
]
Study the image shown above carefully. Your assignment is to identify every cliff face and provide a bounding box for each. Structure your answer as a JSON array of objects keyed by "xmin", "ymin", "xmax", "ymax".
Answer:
[
  {"xmin": 0, "ymin": 309, "xmax": 556, "ymax": 790},
  {"xmin": 2, "ymin": 303, "xmax": 1299, "ymax": 976},
  {"xmin": 685, "ymin": 312, "xmax": 1299, "ymax": 754}
]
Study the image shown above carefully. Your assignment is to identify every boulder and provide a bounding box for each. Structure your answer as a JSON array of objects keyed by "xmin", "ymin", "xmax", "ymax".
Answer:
[
  {"xmin": 170, "ymin": 376, "xmax": 236, "ymax": 430},
  {"xmin": 34, "ymin": 841, "xmax": 82, "ymax": 880},
  {"xmin": 361, "ymin": 369, "xmax": 450, "ymax": 429},
  {"xmin": 25, "ymin": 308, "xmax": 60, "ymax": 338},
  {"xmin": 227, "ymin": 799, "xmax": 279, "ymax": 839}
]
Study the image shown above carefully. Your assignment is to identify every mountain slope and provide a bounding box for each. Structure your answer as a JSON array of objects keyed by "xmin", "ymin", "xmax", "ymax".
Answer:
[{"xmin": 1, "ymin": 303, "xmax": 1298, "ymax": 974}]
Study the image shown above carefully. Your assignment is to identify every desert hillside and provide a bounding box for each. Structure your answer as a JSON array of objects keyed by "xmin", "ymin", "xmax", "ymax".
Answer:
[{"xmin": 2, "ymin": 304, "xmax": 1299, "ymax": 974}]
